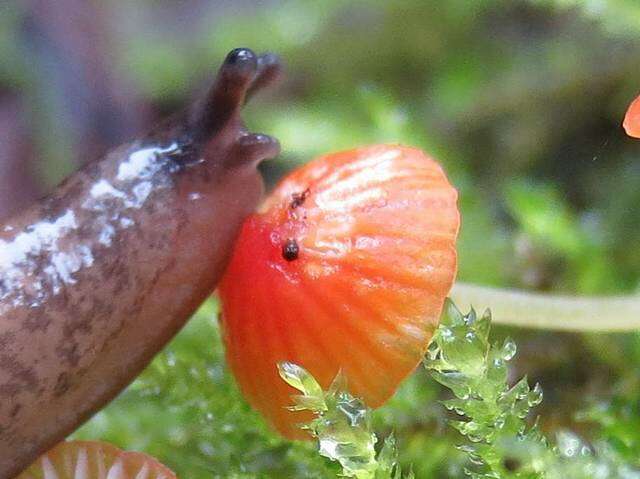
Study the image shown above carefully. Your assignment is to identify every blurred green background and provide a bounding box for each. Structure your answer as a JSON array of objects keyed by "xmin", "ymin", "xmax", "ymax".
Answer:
[{"xmin": 1, "ymin": 0, "xmax": 639, "ymax": 477}]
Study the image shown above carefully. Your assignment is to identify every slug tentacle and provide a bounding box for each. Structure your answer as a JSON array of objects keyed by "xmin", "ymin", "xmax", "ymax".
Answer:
[
  {"xmin": 191, "ymin": 48, "xmax": 258, "ymax": 143},
  {"xmin": 247, "ymin": 53, "xmax": 283, "ymax": 101},
  {"xmin": 231, "ymin": 133, "xmax": 281, "ymax": 168}
]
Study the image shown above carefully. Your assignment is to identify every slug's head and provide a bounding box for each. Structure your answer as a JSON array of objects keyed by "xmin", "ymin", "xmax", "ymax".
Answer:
[
  {"xmin": 149, "ymin": 48, "xmax": 283, "ymax": 270},
  {"xmin": 147, "ymin": 48, "xmax": 282, "ymax": 199}
]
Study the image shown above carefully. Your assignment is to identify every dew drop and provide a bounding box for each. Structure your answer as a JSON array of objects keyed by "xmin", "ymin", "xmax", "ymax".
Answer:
[{"xmin": 502, "ymin": 339, "xmax": 517, "ymax": 361}]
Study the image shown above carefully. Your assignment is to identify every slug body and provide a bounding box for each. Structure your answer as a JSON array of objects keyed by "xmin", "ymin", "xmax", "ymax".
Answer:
[{"xmin": 0, "ymin": 48, "xmax": 281, "ymax": 477}]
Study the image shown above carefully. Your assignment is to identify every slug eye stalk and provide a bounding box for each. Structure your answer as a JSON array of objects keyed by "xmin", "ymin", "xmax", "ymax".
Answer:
[
  {"xmin": 153, "ymin": 48, "xmax": 282, "ymax": 169},
  {"xmin": 191, "ymin": 48, "xmax": 282, "ymax": 146}
]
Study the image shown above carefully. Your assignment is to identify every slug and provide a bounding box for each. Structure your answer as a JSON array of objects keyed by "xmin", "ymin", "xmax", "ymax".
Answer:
[{"xmin": 0, "ymin": 48, "xmax": 281, "ymax": 477}]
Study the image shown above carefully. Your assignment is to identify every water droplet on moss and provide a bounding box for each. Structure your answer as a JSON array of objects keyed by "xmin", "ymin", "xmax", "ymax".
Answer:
[{"xmin": 502, "ymin": 339, "xmax": 517, "ymax": 361}]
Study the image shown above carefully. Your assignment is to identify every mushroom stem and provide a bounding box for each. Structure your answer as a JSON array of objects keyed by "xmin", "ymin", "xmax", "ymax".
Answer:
[{"xmin": 450, "ymin": 282, "xmax": 640, "ymax": 332}]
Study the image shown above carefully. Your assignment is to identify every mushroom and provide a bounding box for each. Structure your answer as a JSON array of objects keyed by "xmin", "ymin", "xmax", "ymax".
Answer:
[{"xmin": 217, "ymin": 145, "xmax": 460, "ymax": 437}]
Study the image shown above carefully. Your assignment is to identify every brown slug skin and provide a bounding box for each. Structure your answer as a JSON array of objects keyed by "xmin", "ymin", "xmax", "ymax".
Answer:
[{"xmin": 0, "ymin": 48, "xmax": 282, "ymax": 477}]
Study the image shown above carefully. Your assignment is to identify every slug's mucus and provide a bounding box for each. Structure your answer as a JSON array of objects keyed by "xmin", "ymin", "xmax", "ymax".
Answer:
[{"xmin": 0, "ymin": 48, "xmax": 282, "ymax": 478}]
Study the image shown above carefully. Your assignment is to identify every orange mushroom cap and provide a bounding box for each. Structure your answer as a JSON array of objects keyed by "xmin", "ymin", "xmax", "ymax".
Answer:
[
  {"xmin": 623, "ymin": 93, "xmax": 640, "ymax": 138},
  {"xmin": 218, "ymin": 145, "xmax": 460, "ymax": 439},
  {"xmin": 17, "ymin": 440, "xmax": 177, "ymax": 479}
]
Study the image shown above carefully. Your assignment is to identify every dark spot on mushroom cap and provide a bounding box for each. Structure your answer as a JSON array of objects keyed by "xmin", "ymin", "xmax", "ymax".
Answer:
[
  {"xmin": 290, "ymin": 188, "xmax": 310, "ymax": 209},
  {"xmin": 282, "ymin": 238, "xmax": 299, "ymax": 261}
]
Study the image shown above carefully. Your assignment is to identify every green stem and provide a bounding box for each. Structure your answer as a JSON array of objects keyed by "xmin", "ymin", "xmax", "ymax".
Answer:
[{"xmin": 450, "ymin": 282, "xmax": 640, "ymax": 332}]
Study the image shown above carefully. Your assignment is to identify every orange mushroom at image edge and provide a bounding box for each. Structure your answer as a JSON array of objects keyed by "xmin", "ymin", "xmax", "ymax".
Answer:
[
  {"xmin": 17, "ymin": 440, "xmax": 177, "ymax": 479},
  {"xmin": 217, "ymin": 144, "xmax": 460, "ymax": 439},
  {"xmin": 623, "ymin": 93, "xmax": 640, "ymax": 138}
]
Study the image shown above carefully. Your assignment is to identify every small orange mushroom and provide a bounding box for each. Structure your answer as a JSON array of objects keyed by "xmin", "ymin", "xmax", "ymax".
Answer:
[
  {"xmin": 623, "ymin": 93, "xmax": 640, "ymax": 138},
  {"xmin": 16, "ymin": 440, "xmax": 176, "ymax": 479},
  {"xmin": 217, "ymin": 144, "xmax": 460, "ymax": 438}
]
